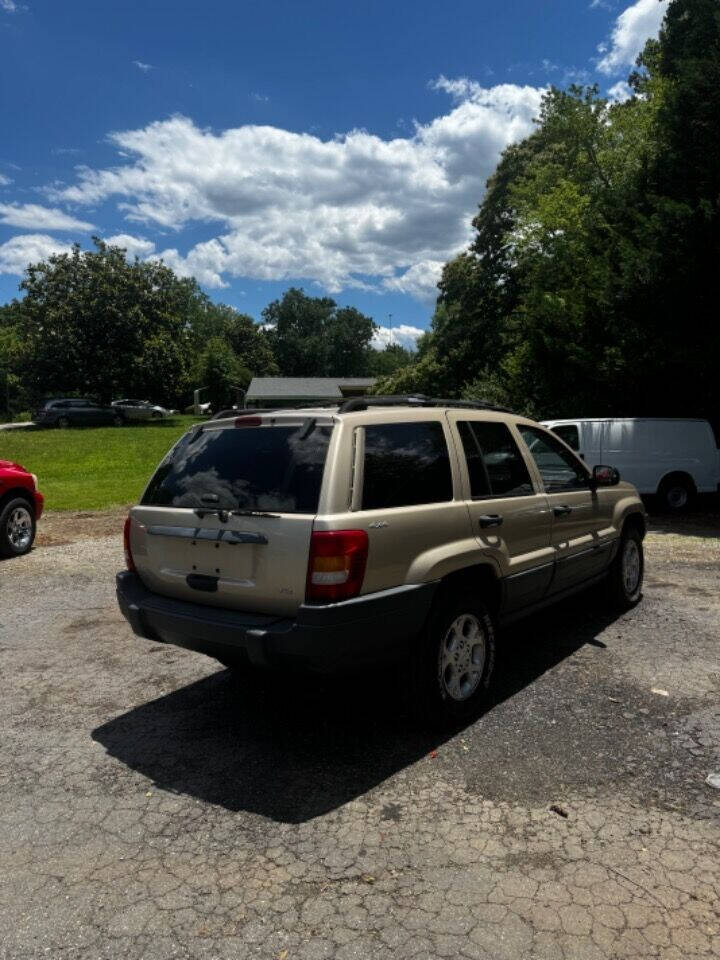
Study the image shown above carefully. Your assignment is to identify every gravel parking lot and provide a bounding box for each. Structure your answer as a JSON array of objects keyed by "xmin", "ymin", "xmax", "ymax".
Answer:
[{"xmin": 1, "ymin": 510, "xmax": 719, "ymax": 959}]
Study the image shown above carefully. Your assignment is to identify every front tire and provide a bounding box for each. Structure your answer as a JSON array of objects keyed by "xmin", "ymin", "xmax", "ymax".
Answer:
[
  {"xmin": 0, "ymin": 498, "xmax": 36, "ymax": 558},
  {"xmin": 408, "ymin": 592, "xmax": 496, "ymax": 727},
  {"xmin": 607, "ymin": 527, "xmax": 644, "ymax": 608}
]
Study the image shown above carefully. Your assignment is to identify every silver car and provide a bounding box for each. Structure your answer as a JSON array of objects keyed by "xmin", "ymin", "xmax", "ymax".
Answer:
[{"xmin": 111, "ymin": 399, "xmax": 171, "ymax": 421}]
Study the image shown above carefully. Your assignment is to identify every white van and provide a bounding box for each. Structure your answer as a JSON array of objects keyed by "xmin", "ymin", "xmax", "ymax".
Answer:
[{"xmin": 541, "ymin": 418, "xmax": 720, "ymax": 511}]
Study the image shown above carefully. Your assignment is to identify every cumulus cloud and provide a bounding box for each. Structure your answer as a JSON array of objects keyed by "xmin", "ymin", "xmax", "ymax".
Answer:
[
  {"xmin": 0, "ymin": 202, "xmax": 93, "ymax": 231},
  {"xmin": 1, "ymin": 0, "xmax": 19, "ymax": 12},
  {"xmin": 382, "ymin": 260, "xmax": 444, "ymax": 303},
  {"xmin": 607, "ymin": 80, "xmax": 633, "ymax": 102},
  {"xmin": 372, "ymin": 324, "xmax": 425, "ymax": 351},
  {"xmin": 48, "ymin": 80, "xmax": 543, "ymax": 298},
  {"xmin": 104, "ymin": 233, "xmax": 156, "ymax": 259},
  {"xmin": 133, "ymin": 60, "xmax": 153, "ymax": 72},
  {"xmin": 0, "ymin": 234, "xmax": 73, "ymax": 275},
  {"xmin": 597, "ymin": 0, "xmax": 669, "ymax": 75}
]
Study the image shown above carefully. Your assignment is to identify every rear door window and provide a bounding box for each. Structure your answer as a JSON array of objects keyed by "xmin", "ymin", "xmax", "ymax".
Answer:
[
  {"xmin": 362, "ymin": 421, "xmax": 452, "ymax": 509},
  {"xmin": 142, "ymin": 421, "xmax": 333, "ymax": 513},
  {"xmin": 458, "ymin": 420, "xmax": 534, "ymax": 498}
]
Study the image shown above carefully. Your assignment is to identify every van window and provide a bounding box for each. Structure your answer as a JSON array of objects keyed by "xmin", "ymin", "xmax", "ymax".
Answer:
[
  {"xmin": 142, "ymin": 422, "xmax": 333, "ymax": 513},
  {"xmin": 551, "ymin": 424, "xmax": 580, "ymax": 451},
  {"xmin": 458, "ymin": 421, "xmax": 534, "ymax": 498},
  {"xmin": 518, "ymin": 426, "xmax": 589, "ymax": 492},
  {"xmin": 362, "ymin": 422, "xmax": 452, "ymax": 510}
]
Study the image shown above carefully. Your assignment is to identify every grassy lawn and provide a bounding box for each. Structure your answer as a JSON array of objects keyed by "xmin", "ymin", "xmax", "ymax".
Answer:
[{"xmin": 0, "ymin": 416, "xmax": 202, "ymax": 510}]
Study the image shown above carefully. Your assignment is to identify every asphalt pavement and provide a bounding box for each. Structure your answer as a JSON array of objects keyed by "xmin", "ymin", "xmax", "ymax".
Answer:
[{"xmin": 1, "ymin": 514, "xmax": 718, "ymax": 959}]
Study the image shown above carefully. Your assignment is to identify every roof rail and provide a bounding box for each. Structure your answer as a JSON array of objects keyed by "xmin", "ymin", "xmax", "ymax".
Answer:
[{"xmin": 338, "ymin": 395, "xmax": 515, "ymax": 414}]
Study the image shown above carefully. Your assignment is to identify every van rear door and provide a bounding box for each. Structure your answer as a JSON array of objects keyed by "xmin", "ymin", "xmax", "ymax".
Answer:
[{"xmin": 128, "ymin": 416, "xmax": 334, "ymax": 616}]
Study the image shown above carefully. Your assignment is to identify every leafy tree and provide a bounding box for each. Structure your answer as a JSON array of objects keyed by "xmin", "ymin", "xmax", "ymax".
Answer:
[
  {"xmin": 13, "ymin": 239, "xmax": 199, "ymax": 406},
  {"xmin": 193, "ymin": 336, "xmax": 251, "ymax": 412},
  {"xmin": 190, "ymin": 301, "xmax": 278, "ymax": 377},
  {"xmin": 367, "ymin": 342, "xmax": 415, "ymax": 378},
  {"xmin": 383, "ymin": 0, "xmax": 720, "ymax": 428},
  {"xmin": 263, "ymin": 288, "xmax": 376, "ymax": 377}
]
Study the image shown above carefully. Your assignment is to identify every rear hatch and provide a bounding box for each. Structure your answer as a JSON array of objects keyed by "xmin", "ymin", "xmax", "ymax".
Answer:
[{"xmin": 129, "ymin": 414, "xmax": 334, "ymax": 616}]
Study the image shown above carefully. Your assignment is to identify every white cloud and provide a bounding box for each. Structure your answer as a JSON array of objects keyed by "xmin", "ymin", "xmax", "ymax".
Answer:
[
  {"xmin": 0, "ymin": 234, "xmax": 73, "ymax": 275},
  {"xmin": 0, "ymin": 202, "xmax": 93, "ymax": 231},
  {"xmin": 372, "ymin": 324, "xmax": 425, "ymax": 351},
  {"xmin": 382, "ymin": 260, "xmax": 444, "ymax": 303},
  {"xmin": 607, "ymin": 80, "xmax": 633, "ymax": 102},
  {"xmin": 48, "ymin": 81, "xmax": 543, "ymax": 300},
  {"xmin": 0, "ymin": 173, "xmax": 12, "ymax": 186},
  {"xmin": 133, "ymin": 60, "xmax": 153, "ymax": 72},
  {"xmin": 104, "ymin": 233, "xmax": 156, "ymax": 259},
  {"xmin": 597, "ymin": 0, "xmax": 669, "ymax": 75},
  {"xmin": 1, "ymin": 0, "xmax": 18, "ymax": 12}
]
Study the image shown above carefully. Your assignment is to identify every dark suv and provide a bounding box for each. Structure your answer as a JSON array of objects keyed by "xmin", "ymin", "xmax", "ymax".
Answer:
[{"xmin": 34, "ymin": 398, "xmax": 124, "ymax": 428}]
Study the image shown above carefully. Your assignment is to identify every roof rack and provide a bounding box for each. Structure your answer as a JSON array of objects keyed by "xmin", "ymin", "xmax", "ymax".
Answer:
[
  {"xmin": 210, "ymin": 396, "xmax": 514, "ymax": 419},
  {"xmin": 338, "ymin": 394, "xmax": 515, "ymax": 414}
]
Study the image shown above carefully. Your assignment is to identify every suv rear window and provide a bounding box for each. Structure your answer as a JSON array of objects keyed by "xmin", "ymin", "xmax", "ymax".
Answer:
[
  {"xmin": 361, "ymin": 421, "xmax": 452, "ymax": 510},
  {"xmin": 142, "ymin": 422, "xmax": 333, "ymax": 513}
]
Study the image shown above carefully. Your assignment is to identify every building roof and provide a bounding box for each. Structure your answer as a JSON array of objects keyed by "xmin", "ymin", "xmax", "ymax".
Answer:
[{"xmin": 246, "ymin": 377, "xmax": 377, "ymax": 400}]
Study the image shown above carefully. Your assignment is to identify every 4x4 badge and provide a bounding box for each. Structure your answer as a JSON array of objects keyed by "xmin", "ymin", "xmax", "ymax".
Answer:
[{"xmin": 368, "ymin": 520, "xmax": 389, "ymax": 528}]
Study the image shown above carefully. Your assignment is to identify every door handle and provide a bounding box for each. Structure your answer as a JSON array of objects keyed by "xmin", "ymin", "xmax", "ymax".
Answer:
[
  {"xmin": 553, "ymin": 505, "xmax": 573, "ymax": 517},
  {"xmin": 478, "ymin": 514, "xmax": 503, "ymax": 528}
]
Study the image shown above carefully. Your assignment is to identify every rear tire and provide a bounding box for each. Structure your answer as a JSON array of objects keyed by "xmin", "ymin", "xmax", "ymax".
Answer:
[
  {"xmin": 0, "ymin": 497, "xmax": 36, "ymax": 558},
  {"xmin": 657, "ymin": 475, "xmax": 694, "ymax": 512},
  {"xmin": 408, "ymin": 592, "xmax": 495, "ymax": 728},
  {"xmin": 607, "ymin": 527, "xmax": 644, "ymax": 609}
]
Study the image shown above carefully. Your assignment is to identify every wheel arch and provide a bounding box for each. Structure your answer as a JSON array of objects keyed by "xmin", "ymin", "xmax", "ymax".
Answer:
[
  {"xmin": 437, "ymin": 562, "xmax": 502, "ymax": 622},
  {"xmin": 656, "ymin": 470, "xmax": 696, "ymax": 497},
  {"xmin": 622, "ymin": 510, "xmax": 647, "ymax": 540},
  {"xmin": 0, "ymin": 486, "xmax": 35, "ymax": 513}
]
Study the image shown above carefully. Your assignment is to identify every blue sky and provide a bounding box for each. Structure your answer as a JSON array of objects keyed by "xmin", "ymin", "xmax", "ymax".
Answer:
[{"xmin": 0, "ymin": 0, "xmax": 668, "ymax": 347}]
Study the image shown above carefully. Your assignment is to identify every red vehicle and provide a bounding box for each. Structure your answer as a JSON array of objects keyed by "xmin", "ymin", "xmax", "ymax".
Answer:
[{"xmin": 0, "ymin": 460, "xmax": 44, "ymax": 558}]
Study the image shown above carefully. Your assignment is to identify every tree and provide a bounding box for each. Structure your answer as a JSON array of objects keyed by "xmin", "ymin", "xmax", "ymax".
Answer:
[
  {"xmin": 367, "ymin": 342, "xmax": 415, "ymax": 378},
  {"xmin": 263, "ymin": 288, "xmax": 376, "ymax": 377},
  {"xmin": 193, "ymin": 337, "xmax": 251, "ymax": 412},
  {"xmin": 13, "ymin": 239, "xmax": 199, "ymax": 406},
  {"xmin": 189, "ymin": 301, "xmax": 279, "ymax": 377},
  {"xmin": 382, "ymin": 0, "xmax": 720, "ymax": 429}
]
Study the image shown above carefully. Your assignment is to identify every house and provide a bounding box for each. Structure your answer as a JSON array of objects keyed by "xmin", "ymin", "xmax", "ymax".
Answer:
[{"xmin": 244, "ymin": 377, "xmax": 377, "ymax": 409}]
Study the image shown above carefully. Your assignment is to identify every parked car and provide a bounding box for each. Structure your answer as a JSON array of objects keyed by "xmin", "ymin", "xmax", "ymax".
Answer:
[
  {"xmin": 542, "ymin": 417, "xmax": 720, "ymax": 511},
  {"xmin": 0, "ymin": 459, "xmax": 44, "ymax": 557},
  {"xmin": 112, "ymin": 399, "xmax": 172, "ymax": 421},
  {"xmin": 34, "ymin": 398, "xmax": 124, "ymax": 428},
  {"xmin": 117, "ymin": 397, "xmax": 646, "ymax": 725}
]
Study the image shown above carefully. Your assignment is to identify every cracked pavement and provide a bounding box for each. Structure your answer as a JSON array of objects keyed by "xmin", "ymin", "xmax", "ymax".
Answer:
[{"xmin": 1, "ymin": 511, "xmax": 719, "ymax": 959}]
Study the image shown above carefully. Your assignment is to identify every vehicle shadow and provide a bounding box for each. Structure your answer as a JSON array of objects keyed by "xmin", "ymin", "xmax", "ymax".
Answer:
[
  {"xmin": 646, "ymin": 496, "xmax": 720, "ymax": 540},
  {"xmin": 92, "ymin": 593, "xmax": 621, "ymax": 824}
]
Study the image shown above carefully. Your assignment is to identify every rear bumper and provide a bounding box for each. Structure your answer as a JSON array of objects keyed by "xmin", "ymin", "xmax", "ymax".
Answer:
[{"xmin": 116, "ymin": 571, "xmax": 438, "ymax": 673}]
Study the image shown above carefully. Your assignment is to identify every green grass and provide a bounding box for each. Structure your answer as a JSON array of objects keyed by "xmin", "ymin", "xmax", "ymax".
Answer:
[{"xmin": 0, "ymin": 416, "xmax": 203, "ymax": 510}]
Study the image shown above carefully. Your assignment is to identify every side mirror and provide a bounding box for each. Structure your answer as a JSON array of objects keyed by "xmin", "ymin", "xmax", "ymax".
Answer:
[{"xmin": 592, "ymin": 464, "xmax": 620, "ymax": 488}]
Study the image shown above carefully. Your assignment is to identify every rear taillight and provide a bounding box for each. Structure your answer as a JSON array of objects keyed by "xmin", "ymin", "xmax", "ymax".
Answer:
[
  {"xmin": 306, "ymin": 530, "xmax": 368, "ymax": 603},
  {"xmin": 123, "ymin": 515, "xmax": 136, "ymax": 572}
]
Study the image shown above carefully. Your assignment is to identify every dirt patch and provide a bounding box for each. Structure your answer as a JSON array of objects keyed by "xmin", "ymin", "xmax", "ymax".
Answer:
[{"xmin": 37, "ymin": 508, "xmax": 129, "ymax": 546}]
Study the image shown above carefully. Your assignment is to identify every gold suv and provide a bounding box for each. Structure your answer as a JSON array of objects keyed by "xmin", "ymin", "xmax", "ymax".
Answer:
[{"xmin": 117, "ymin": 397, "xmax": 646, "ymax": 724}]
